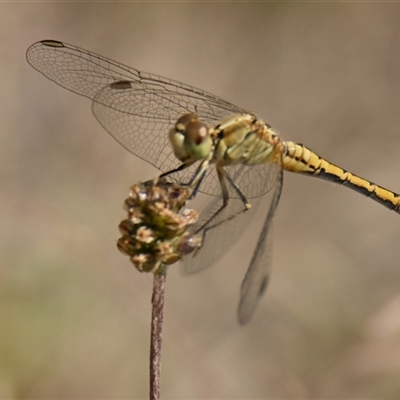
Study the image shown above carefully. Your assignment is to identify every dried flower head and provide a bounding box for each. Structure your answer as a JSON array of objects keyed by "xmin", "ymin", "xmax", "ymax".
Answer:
[{"xmin": 117, "ymin": 179, "xmax": 202, "ymax": 273}]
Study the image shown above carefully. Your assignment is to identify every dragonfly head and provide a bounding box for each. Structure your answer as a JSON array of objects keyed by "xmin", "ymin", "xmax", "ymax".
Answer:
[{"xmin": 169, "ymin": 113, "xmax": 213, "ymax": 163}]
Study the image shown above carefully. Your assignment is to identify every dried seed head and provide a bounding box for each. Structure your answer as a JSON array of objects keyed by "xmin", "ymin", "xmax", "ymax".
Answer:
[
  {"xmin": 136, "ymin": 226, "xmax": 156, "ymax": 244},
  {"xmin": 117, "ymin": 179, "xmax": 202, "ymax": 273}
]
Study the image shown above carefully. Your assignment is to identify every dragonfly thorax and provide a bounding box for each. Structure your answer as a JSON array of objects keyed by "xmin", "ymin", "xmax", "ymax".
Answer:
[
  {"xmin": 169, "ymin": 113, "xmax": 214, "ymax": 164},
  {"xmin": 213, "ymin": 113, "xmax": 281, "ymax": 166}
]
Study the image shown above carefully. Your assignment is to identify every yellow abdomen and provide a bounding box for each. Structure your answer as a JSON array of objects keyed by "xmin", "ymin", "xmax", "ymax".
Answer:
[{"xmin": 282, "ymin": 141, "xmax": 400, "ymax": 213}]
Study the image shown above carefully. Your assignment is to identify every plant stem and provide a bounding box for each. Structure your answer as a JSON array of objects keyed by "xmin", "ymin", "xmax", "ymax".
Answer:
[{"xmin": 149, "ymin": 267, "xmax": 166, "ymax": 400}]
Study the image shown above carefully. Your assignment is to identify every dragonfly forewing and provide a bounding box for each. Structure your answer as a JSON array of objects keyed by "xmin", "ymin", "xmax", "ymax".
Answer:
[{"xmin": 26, "ymin": 40, "xmax": 244, "ymax": 144}]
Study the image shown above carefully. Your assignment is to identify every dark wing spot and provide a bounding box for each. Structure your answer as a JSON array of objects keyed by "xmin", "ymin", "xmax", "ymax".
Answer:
[
  {"xmin": 110, "ymin": 80, "xmax": 133, "ymax": 89},
  {"xmin": 41, "ymin": 40, "xmax": 64, "ymax": 48}
]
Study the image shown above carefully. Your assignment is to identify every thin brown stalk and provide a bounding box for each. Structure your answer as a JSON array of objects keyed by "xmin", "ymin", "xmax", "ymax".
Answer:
[{"xmin": 149, "ymin": 267, "xmax": 167, "ymax": 400}]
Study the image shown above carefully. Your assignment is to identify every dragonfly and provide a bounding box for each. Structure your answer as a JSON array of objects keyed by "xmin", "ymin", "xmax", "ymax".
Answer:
[{"xmin": 26, "ymin": 40, "xmax": 400, "ymax": 324}]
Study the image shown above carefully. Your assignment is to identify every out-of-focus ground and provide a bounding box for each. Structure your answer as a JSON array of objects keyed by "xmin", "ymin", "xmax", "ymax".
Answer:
[{"xmin": 2, "ymin": 3, "xmax": 400, "ymax": 399}]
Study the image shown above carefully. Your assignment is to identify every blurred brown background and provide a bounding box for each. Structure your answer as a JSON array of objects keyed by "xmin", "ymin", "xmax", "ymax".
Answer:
[{"xmin": 2, "ymin": 3, "xmax": 400, "ymax": 399}]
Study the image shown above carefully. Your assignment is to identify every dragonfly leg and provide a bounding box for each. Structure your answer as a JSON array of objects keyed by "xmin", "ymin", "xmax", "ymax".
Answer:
[
  {"xmin": 190, "ymin": 169, "xmax": 207, "ymax": 199},
  {"xmin": 225, "ymin": 173, "xmax": 251, "ymax": 210},
  {"xmin": 144, "ymin": 162, "xmax": 195, "ymax": 188},
  {"xmin": 152, "ymin": 158, "xmax": 211, "ymax": 199},
  {"xmin": 182, "ymin": 156, "xmax": 215, "ymax": 199},
  {"xmin": 192, "ymin": 166, "xmax": 251, "ymax": 255},
  {"xmin": 196, "ymin": 166, "xmax": 251, "ymax": 232},
  {"xmin": 158, "ymin": 162, "xmax": 193, "ymax": 180}
]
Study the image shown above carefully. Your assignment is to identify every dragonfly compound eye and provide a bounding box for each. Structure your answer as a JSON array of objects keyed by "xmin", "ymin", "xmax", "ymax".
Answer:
[
  {"xmin": 183, "ymin": 120, "xmax": 212, "ymax": 160},
  {"xmin": 170, "ymin": 114, "xmax": 212, "ymax": 162},
  {"xmin": 175, "ymin": 113, "xmax": 198, "ymax": 133},
  {"xmin": 184, "ymin": 121, "xmax": 209, "ymax": 145}
]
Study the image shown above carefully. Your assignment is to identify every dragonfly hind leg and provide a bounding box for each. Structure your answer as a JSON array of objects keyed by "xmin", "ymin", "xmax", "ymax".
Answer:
[{"xmin": 193, "ymin": 166, "xmax": 251, "ymax": 254}]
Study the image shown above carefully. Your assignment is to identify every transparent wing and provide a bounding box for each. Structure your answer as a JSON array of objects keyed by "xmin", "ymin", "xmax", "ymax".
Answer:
[
  {"xmin": 26, "ymin": 40, "xmax": 242, "ymax": 167},
  {"xmin": 181, "ymin": 163, "xmax": 281, "ymax": 274},
  {"xmin": 93, "ymin": 96, "xmax": 280, "ymax": 197},
  {"xmin": 26, "ymin": 40, "xmax": 278, "ymax": 198},
  {"xmin": 26, "ymin": 40, "xmax": 244, "ymax": 122},
  {"xmin": 238, "ymin": 168, "xmax": 284, "ymax": 324}
]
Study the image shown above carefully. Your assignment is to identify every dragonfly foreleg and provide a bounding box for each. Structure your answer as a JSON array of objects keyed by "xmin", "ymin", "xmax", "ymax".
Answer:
[
  {"xmin": 158, "ymin": 162, "xmax": 194, "ymax": 180},
  {"xmin": 145, "ymin": 161, "xmax": 196, "ymax": 188}
]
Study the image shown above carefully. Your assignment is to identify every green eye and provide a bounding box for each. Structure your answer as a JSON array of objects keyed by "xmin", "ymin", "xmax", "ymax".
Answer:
[
  {"xmin": 169, "ymin": 114, "xmax": 212, "ymax": 162},
  {"xmin": 184, "ymin": 121, "xmax": 212, "ymax": 159}
]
